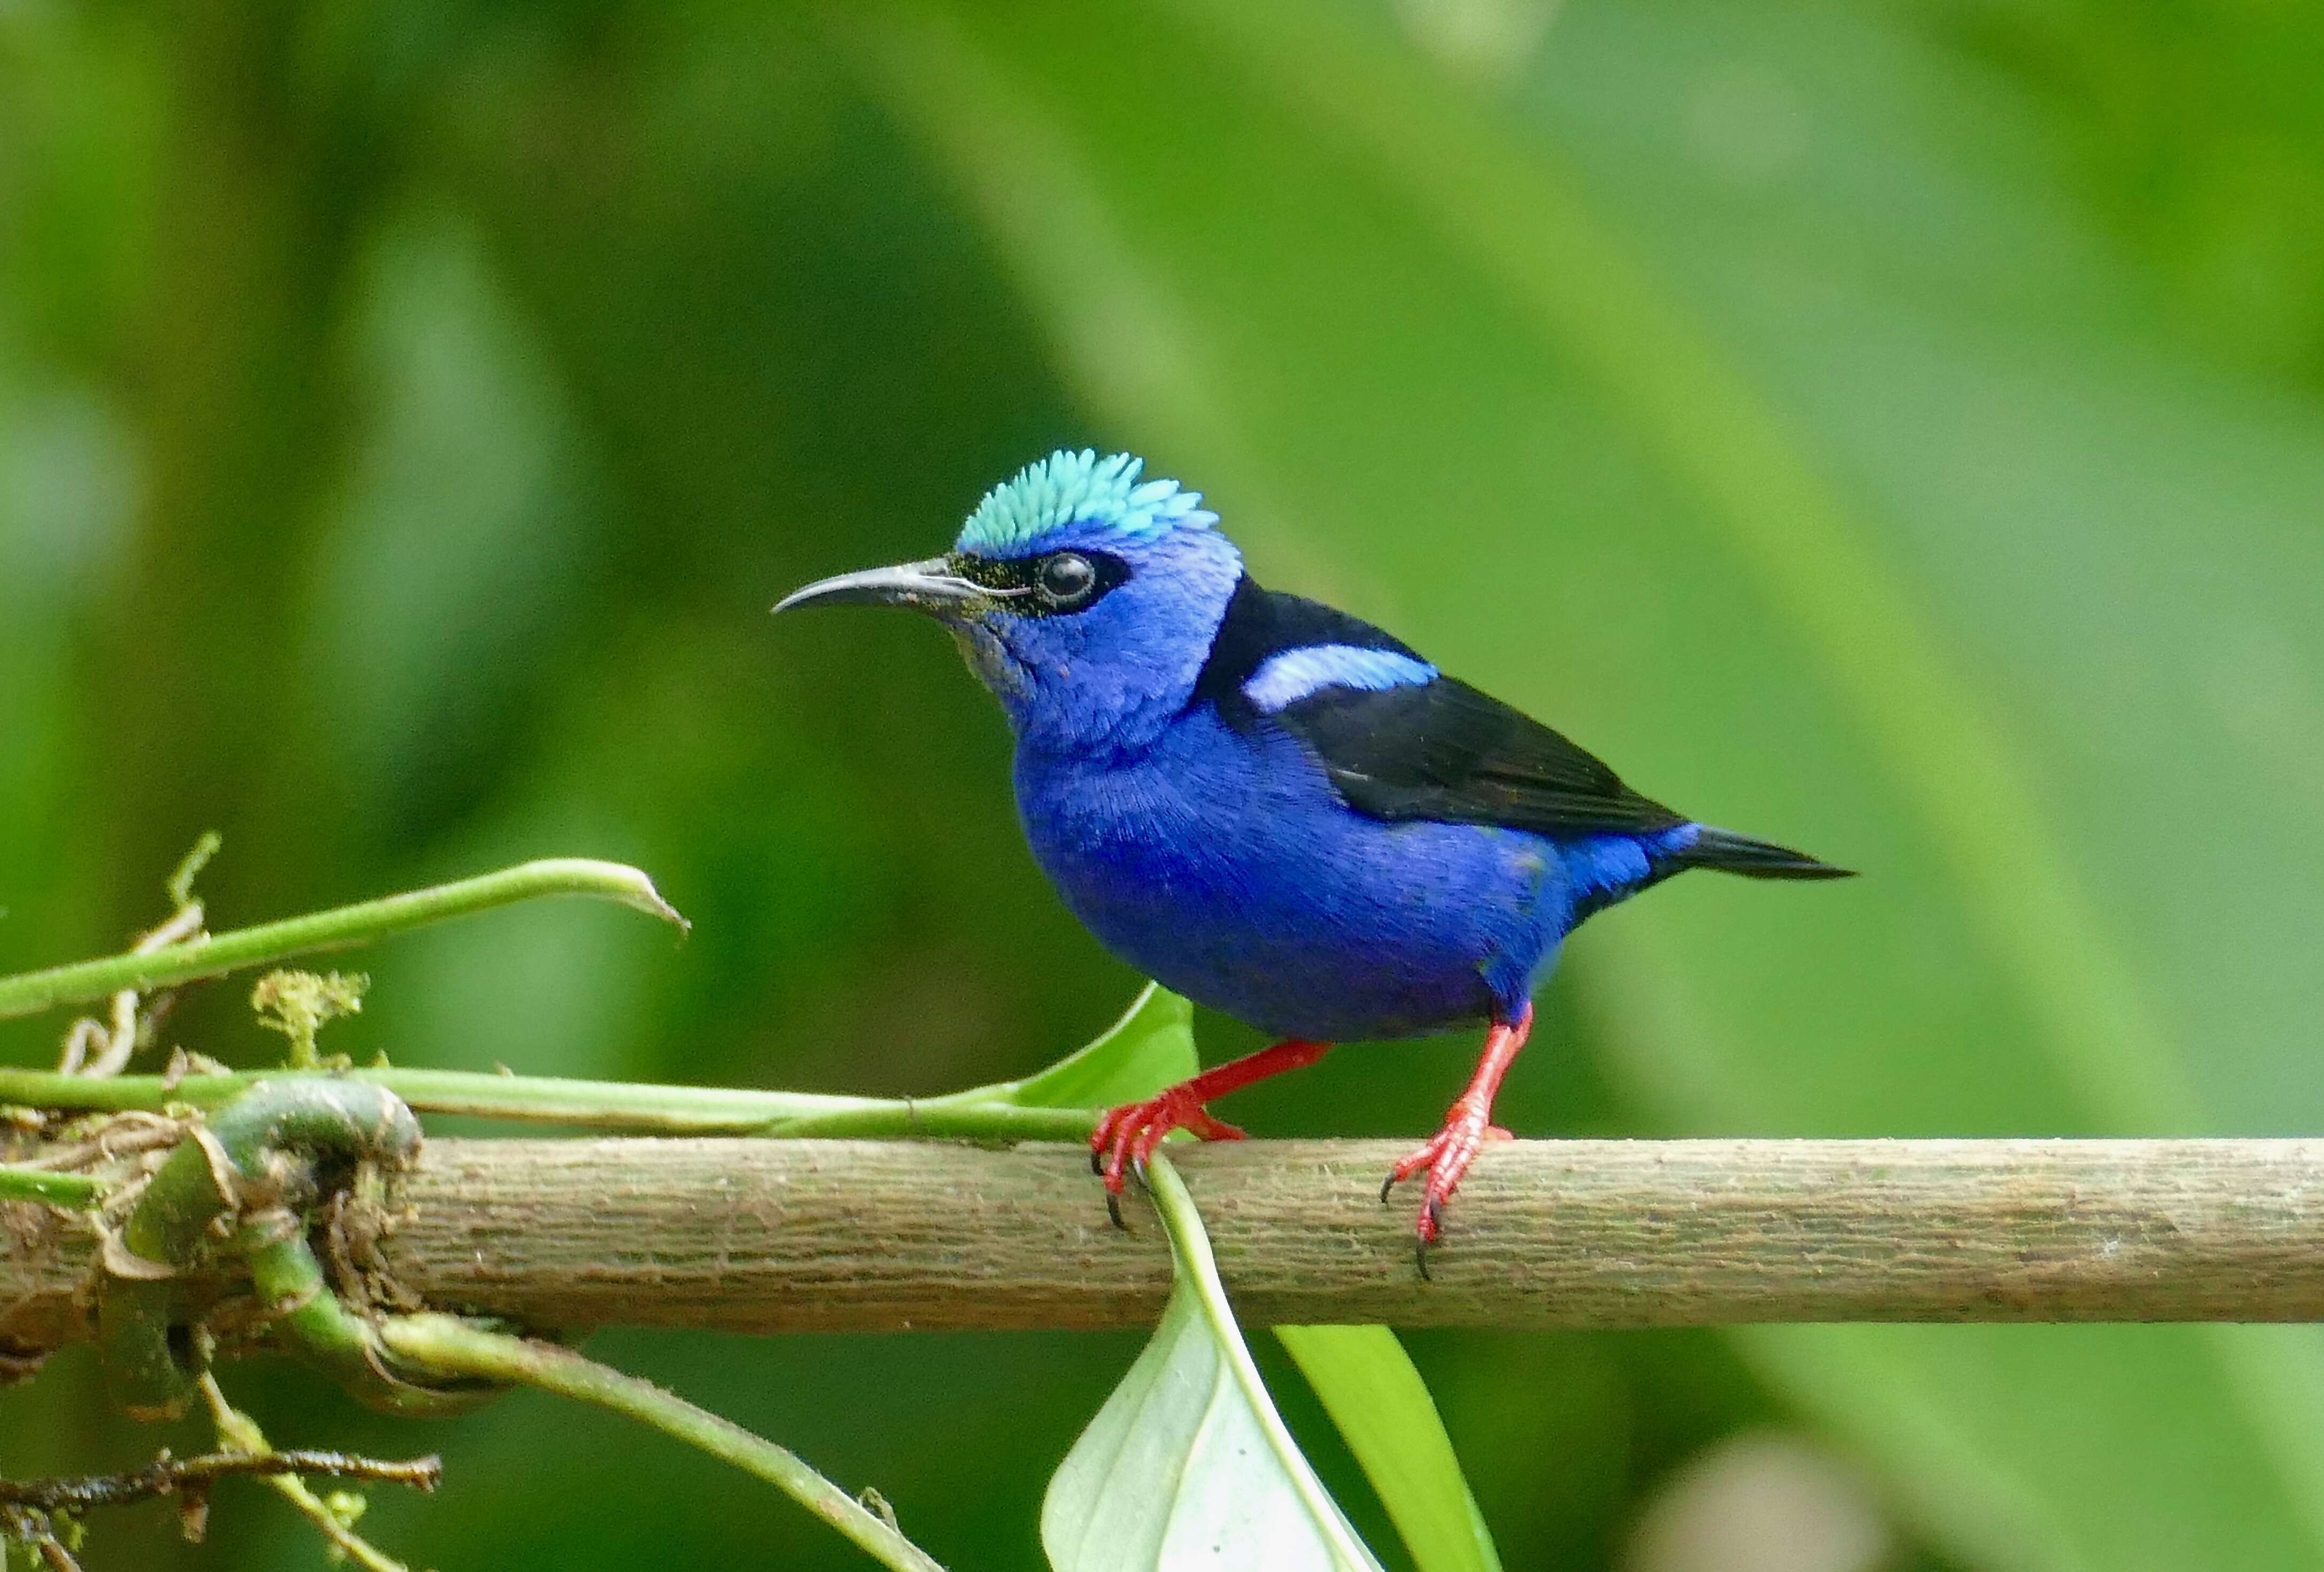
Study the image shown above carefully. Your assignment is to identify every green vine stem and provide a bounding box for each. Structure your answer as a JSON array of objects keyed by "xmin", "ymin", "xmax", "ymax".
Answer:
[
  {"xmin": 0, "ymin": 1167, "xmax": 102, "ymax": 1207},
  {"xmin": 99, "ymin": 1080, "xmax": 498, "ymax": 1420},
  {"xmin": 0, "ymin": 1065, "xmax": 1098, "ymax": 1141},
  {"xmin": 0, "ymin": 859, "xmax": 686, "ymax": 1022},
  {"xmin": 379, "ymin": 1313, "xmax": 948, "ymax": 1572}
]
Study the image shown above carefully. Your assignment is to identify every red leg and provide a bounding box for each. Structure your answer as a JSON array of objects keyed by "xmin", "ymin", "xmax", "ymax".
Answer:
[
  {"xmin": 1091, "ymin": 1038, "xmax": 1332, "ymax": 1224},
  {"xmin": 1382, "ymin": 1003, "xmax": 1533, "ymax": 1273}
]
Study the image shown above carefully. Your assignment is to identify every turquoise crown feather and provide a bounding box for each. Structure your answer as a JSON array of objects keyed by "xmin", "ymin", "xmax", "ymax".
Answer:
[{"xmin": 957, "ymin": 450, "xmax": 1217, "ymax": 556}]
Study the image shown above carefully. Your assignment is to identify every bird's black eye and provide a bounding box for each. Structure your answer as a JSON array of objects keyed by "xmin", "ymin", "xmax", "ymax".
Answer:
[{"xmin": 1037, "ymin": 552, "xmax": 1098, "ymax": 607}]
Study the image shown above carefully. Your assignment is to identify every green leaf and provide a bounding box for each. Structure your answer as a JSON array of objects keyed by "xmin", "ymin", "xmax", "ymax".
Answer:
[
  {"xmin": 1276, "ymin": 1326, "xmax": 1502, "ymax": 1572},
  {"xmin": 1044, "ymin": 1153, "xmax": 1387, "ymax": 1572},
  {"xmin": 1008, "ymin": 981, "xmax": 1199, "ymax": 1110}
]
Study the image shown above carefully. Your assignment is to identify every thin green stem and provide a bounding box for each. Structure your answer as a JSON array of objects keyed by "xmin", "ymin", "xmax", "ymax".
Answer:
[
  {"xmin": 379, "ymin": 1314, "xmax": 946, "ymax": 1572},
  {"xmin": 0, "ymin": 859, "xmax": 686, "ymax": 1022},
  {"xmin": 198, "ymin": 1374, "xmax": 418, "ymax": 1572},
  {"xmin": 0, "ymin": 1065, "xmax": 1096, "ymax": 1141},
  {"xmin": 757, "ymin": 1083, "xmax": 1098, "ymax": 1141},
  {"xmin": 0, "ymin": 1065, "xmax": 866, "ymax": 1129},
  {"xmin": 0, "ymin": 1167, "xmax": 103, "ymax": 1207}
]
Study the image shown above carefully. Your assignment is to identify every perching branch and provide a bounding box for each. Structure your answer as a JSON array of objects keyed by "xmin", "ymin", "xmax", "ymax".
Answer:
[
  {"xmin": 9, "ymin": 1135, "xmax": 2324, "ymax": 1350},
  {"xmin": 4, "ymin": 1072, "xmax": 952, "ymax": 1572}
]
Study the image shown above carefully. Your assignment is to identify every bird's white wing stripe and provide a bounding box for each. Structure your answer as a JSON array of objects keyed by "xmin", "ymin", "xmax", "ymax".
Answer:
[{"xmin": 1243, "ymin": 645, "xmax": 1438, "ymax": 714}]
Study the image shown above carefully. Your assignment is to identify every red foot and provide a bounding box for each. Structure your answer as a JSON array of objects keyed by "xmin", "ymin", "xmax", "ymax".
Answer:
[
  {"xmin": 1091, "ymin": 1093, "xmax": 1247, "ymax": 1223},
  {"xmin": 1381, "ymin": 1004, "xmax": 1534, "ymax": 1276},
  {"xmin": 1381, "ymin": 1102, "xmax": 1513, "ymax": 1246},
  {"xmin": 1087, "ymin": 1037, "xmax": 1331, "ymax": 1227}
]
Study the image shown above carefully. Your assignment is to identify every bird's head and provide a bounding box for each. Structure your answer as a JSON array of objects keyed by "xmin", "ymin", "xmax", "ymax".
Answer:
[{"xmin": 775, "ymin": 450, "xmax": 1244, "ymax": 755}]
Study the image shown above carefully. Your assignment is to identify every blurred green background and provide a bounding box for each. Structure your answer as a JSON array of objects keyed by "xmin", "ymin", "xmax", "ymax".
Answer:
[{"xmin": 6, "ymin": 0, "xmax": 2324, "ymax": 1567}]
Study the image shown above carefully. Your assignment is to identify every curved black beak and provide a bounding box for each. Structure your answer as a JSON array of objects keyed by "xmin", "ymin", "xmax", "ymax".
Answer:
[{"xmin": 771, "ymin": 556, "xmax": 994, "ymax": 617}]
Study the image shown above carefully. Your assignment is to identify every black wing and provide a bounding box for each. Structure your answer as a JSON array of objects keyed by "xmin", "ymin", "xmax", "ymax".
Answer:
[
  {"xmin": 1274, "ymin": 676, "xmax": 1686, "ymax": 837},
  {"xmin": 1192, "ymin": 576, "xmax": 1685, "ymax": 839}
]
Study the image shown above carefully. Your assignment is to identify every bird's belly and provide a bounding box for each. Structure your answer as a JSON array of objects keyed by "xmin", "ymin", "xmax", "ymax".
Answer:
[{"xmin": 1015, "ymin": 721, "xmax": 1563, "ymax": 1041}]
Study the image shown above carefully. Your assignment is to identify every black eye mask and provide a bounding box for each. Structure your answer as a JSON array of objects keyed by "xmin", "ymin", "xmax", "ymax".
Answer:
[{"xmin": 951, "ymin": 549, "xmax": 1132, "ymax": 617}]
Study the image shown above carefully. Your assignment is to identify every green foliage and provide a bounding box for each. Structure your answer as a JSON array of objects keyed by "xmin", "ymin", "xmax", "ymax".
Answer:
[{"xmin": 6, "ymin": 0, "xmax": 2323, "ymax": 1566}]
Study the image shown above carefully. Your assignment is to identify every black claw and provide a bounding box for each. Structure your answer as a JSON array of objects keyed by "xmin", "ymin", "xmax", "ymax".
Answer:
[
  {"xmin": 1378, "ymin": 1171, "xmax": 1398, "ymax": 1206},
  {"xmin": 1106, "ymin": 1189, "xmax": 1126, "ymax": 1230},
  {"xmin": 1413, "ymin": 1200, "xmax": 1445, "ymax": 1281},
  {"xmin": 1090, "ymin": 1147, "xmax": 1104, "ymax": 1175},
  {"xmin": 1130, "ymin": 1155, "xmax": 1149, "ymax": 1191}
]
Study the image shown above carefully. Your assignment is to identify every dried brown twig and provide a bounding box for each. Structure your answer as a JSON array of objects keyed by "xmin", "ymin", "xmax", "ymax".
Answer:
[
  {"xmin": 0, "ymin": 1439, "xmax": 437, "ymax": 1572},
  {"xmin": 0, "ymin": 1446, "xmax": 441, "ymax": 1517}
]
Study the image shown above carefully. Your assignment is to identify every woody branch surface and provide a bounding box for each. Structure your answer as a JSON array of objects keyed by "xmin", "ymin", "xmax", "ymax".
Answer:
[{"xmin": 6, "ymin": 1137, "xmax": 2323, "ymax": 1352}]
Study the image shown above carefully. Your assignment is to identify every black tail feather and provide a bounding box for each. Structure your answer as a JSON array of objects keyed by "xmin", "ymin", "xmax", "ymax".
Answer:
[{"xmin": 1682, "ymin": 826, "xmax": 1856, "ymax": 880}]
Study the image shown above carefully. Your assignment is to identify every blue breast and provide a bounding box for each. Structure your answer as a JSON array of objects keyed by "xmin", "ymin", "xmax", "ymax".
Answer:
[{"xmin": 1014, "ymin": 706, "xmax": 1636, "ymax": 1041}]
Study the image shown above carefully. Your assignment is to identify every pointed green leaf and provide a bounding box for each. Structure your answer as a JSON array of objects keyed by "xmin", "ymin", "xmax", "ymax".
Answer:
[
  {"xmin": 1044, "ymin": 1153, "xmax": 1387, "ymax": 1572},
  {"xmin": 1009, "ymin": 981, "xmax": 1198, "ymax": 1111},
  {"xmin": 1276, "ymin": 1325, "xmax": 1502, "ymax": 1572}
]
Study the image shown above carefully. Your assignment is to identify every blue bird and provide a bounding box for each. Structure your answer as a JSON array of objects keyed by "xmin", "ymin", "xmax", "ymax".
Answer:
[{"xmin": 776, "ymin": 450, "xmax": 1850, "ymax": 1268}]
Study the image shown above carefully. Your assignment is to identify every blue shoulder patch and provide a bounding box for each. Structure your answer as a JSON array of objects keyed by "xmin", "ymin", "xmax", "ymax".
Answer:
[
  {"xmin": 1243, "ymin": 644, "xmax": 1439, "ymax": 714},
  {"xmin": 958, "ymin": 449, "xmax": 1218, "ymax": 557}
]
